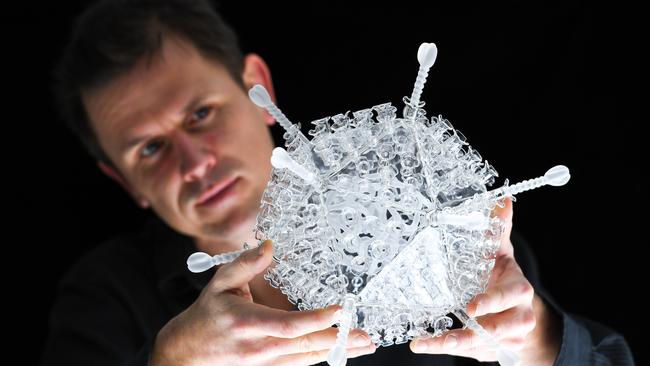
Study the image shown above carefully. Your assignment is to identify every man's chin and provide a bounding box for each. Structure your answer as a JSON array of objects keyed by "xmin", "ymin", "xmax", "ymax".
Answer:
[{"xmin": 198, "ymin": 208, "xmax": 258, "ymax": 244}]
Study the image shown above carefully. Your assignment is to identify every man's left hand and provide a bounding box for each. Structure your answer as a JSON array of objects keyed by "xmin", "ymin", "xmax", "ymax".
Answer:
[{"xmin": 410, "ymin": 198, "xmax": 561, "ymax": 364}]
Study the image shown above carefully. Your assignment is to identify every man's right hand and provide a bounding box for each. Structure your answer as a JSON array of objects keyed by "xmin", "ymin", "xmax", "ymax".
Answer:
[{"xmin": 150, "ymin": 240, "xmax": 376, "ymax": 366}]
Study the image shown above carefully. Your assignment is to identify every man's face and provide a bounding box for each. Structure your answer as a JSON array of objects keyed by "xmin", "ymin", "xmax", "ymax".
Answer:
[{"xmin": 82, "ymin": 36, "xmax": 275, "ymax": 245}]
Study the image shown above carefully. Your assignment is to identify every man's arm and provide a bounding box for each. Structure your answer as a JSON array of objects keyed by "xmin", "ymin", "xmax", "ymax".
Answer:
[
  {"xmin": 409, "ymin": 199, "xmax": 635, "ymax": 365},
  {"xmin": 42, "ymin": 239, "xmax": 376, "ymax": 366}
]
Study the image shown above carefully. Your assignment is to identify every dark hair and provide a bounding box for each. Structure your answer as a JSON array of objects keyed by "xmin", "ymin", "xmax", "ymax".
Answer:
[{"xmin": 53, "ymin": 0, "xmax": 244, "ymax": 169}]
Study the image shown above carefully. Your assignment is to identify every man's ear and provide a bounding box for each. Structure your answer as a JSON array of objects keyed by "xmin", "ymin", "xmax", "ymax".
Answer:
[
  {"xmin": 97, "ymin": 161, "xmax": 150, "ymax": 209},
  {"xmin": 241, "ymin": 53, "xmax": 276, "ymax": 126}
]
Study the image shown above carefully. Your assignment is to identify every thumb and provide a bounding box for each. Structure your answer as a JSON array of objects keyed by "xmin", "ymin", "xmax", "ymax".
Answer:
[{"xmin": 208, "ymin": 240, "xmax": 274, "ymax": 293}]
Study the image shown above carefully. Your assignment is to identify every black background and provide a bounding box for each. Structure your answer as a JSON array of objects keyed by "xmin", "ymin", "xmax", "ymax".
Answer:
[{"xmin": 9, "ymin": 1, "xmax": 643, "ymax": 364}]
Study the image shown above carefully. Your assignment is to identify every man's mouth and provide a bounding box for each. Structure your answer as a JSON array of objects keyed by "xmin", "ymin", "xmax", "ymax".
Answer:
[{"xmin": 195, "ymin": 177, "xmax": 240, "ymax": 207}]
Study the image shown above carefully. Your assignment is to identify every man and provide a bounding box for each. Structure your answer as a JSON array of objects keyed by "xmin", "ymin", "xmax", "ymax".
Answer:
[{"xmin": 43, "ymin": 0, "xmax": 633, "ymax": 365}]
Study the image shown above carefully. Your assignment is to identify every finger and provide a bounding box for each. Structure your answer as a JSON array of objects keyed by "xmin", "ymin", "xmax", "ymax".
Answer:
[
  {"xmin": 410, "ymin": 328, "xmax": 482, "ymax": 354},
  {"xmin": 411, "ymin": 327, "xmax": 523, "ymax": 361},
  {"xmin": 208, "ymin": 240, "xmax": 273, "ymax": 293},
  {"xmin": 423, "ymin": 340, "xmax": 523, "ymax": 362},
  {"xmin": 467, "ymin": 275, "xmax": 534, "ymax": 317},
  {"xmin": 445, "ymin": 347, "xmax": 498, "ymax": 363},
  {"xmin": 492, "ymin": 197, "xmax": 513, "ymax": 226},
  {"xmin": 264, "ymin": 327, "xmax": 372, "ymax": 356},
  {"xmin": 456, "ymin": 338, "xmax": 526, "ymax": 361},
  {"xmin": 272, "ymin": 343, "xmax": 376, "ymax": 366},
  {"xmin": 233, "ymin": 304, "xmax": 342, "ymax": 338},
  {"xmin": 492, "ymin": 198, "xmax": 514, "ymax": 256},
  {"xmin": 410, "ymin": 327, "xmax": 510, "ymax": 354},
  {"xmin": 474, "ymin": 305, "xmax": 537, "ymax": 341},
  {"xmin": 490, "ymin": 253, "xmax": 525, "ymax": 282},
  {"xmin": 494, "ymin": 336, "xmax": 528, "ymax": 351}
]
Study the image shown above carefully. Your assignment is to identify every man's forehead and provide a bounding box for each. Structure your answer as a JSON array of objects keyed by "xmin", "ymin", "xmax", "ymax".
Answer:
[{"xmin": 83, "ymin": 36, "xmax": 234, "ymax": 152}]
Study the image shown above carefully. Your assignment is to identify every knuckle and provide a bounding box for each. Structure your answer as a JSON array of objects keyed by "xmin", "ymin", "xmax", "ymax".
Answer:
[
  {"xmin": 219, "ymin": 307, "xmax": 235, "ymax": 320},
  {"xmin": 229, "ymin": 316, "xmax": 253, "ymax": 334},
  {"xmin": 521, "ymin": 309, "xmax": 537, "ymax": 333},
  {"xmin": 519, "ymin": 281, "xmax": 534, "ymax": 300},
  {"xmin": 297, "ymin": 333, "xmax": 313, "ymax": 352},
  {"xmin": 278, "ymin": 318, "xmax": 298, "ymax": 338}
]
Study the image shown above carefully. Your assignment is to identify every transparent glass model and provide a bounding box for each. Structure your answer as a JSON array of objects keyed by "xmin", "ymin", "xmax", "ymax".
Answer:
[{"xmin": 187, "ymin": 42, "xmax": 570, "ymax": 366}]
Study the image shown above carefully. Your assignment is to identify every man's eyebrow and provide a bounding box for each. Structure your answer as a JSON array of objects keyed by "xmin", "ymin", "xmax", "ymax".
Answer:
[
  {"xmin": 120, "ymin": 95, "xmax": 208, "ymax": 153},
  {"xmin": 123, "ymin": 134, "xmax": 153, "ymax": 153}
]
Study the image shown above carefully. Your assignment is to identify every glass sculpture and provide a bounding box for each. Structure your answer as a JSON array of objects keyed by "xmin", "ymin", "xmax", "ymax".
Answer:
[{"xmin": 187, "ymin": 42, "xmax": 570, "ymax": 366}]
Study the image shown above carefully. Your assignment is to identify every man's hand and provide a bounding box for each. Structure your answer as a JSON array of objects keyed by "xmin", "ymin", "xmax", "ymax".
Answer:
[
  {"xmin": 410, "ymin": 198, "xmax": 561, "ymax": 364},
  {"xmin": 150, "ymin": 240, "xmax": 376, "ymax": 366}
]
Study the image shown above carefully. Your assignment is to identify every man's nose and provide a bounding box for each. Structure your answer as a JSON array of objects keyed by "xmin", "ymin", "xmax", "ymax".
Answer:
[{"xmin": 177, "ymin": 133, "xmax": 217, "ymax": 183}]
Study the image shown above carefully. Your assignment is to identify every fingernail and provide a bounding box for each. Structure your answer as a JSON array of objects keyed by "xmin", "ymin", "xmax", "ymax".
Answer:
[
  {"xmin": 411, "ymin": 341, "xmax": 426, "ymax": 353},
  {"xmin": 362, "ymin": 344, "xmax": 376, "ymax": 354},
  {"xmin": 444, "ymin": 335, "xmax": 458, "ymax": 349}
]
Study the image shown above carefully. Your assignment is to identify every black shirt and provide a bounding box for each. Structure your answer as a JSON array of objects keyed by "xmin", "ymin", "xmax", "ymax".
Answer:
[{"xmin": 41, "ymin": 215, "xmax": 634, "ymax": 365}]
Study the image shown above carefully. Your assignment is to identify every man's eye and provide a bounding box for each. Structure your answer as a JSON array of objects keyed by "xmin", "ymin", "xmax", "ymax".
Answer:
[
  {"xmin": 141, "ymin": 139, "xmax": 163, "ymax": 158},
  {"xmin": 188, "ymin": 106, "xmax": 213, "ymax": 126}
]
